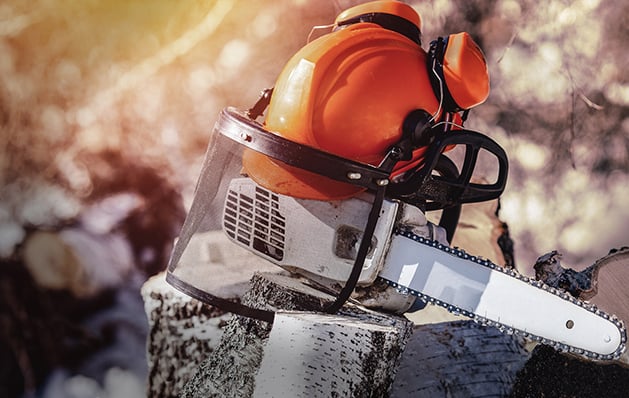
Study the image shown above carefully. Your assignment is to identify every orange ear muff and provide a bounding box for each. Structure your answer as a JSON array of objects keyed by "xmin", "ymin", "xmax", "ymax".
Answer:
[{"xmin": 427, "ymin": 32, "xmax": 490, "ymax": 113}]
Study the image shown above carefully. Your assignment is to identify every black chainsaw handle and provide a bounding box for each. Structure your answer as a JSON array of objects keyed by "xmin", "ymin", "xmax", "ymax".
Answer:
[
  {"xmin": 387, "ymin": 129, "xmax": 509, "ymax": 211},
  {"xmin": 432, "ymin": 155, "xmax": 462, "ymax": 243}
]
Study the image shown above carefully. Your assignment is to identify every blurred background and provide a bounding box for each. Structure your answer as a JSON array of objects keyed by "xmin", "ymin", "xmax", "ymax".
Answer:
[{"xmin": 0, "ymin": 0, "xmax": 627, "ymax": 397}]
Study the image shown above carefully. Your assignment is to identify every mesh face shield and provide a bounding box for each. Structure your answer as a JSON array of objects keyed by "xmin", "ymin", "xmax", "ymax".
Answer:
[{"xmin": 166, "ymin": 108, "xmax": 395, "ymax": 322}]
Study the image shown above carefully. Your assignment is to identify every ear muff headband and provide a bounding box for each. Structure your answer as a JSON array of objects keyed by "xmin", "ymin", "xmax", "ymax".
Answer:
[
  {"xmin": 428, "ymin": 36, "xmax": 462, "ymax": 113},
  {"xmin": 336, "ymin": 12, "xmax": 422, "ymax": 45}
]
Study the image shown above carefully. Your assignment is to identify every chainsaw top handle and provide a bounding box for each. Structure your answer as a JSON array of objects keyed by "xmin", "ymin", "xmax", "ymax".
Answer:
[{"xmin": 386, "ymin": 129, "xmax": 509, "ymax": 211}]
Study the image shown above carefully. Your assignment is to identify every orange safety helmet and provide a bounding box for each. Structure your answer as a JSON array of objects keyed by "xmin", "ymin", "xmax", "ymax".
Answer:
[{"xmin": 243, "ymin": 0, "xmax": 490, "ymax": 201}]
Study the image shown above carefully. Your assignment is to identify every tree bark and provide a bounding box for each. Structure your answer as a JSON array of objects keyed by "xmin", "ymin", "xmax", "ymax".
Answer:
[
  {"xmin": 141, "ymin": 273, "xmax": 231, "ymax": 398},
  {"xmin": 392, "ymin": 320, "xmax": 530, "ymax": 397},
  {"xmin": 179, "ymin": 272, "xmax": 414, "ymax": 398}
]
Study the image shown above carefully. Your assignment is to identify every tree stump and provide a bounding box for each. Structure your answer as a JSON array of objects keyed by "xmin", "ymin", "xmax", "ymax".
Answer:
[
  {"xmin": 391, "ymin": 320, "xmax": 530, "ymax": 397},
  {"xmin": 254, "ymin": 311, "xmax": 410, "ymax": 397},
  {"xmin": 141, "ymin": 273, "xmax": 232, "ymax": 398},
  {"xmin": 179, "ymin": 272, "xmax": 414, "ymax": 397}
]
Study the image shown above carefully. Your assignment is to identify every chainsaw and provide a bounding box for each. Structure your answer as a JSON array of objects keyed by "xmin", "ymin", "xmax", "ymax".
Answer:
[
  {"xmin": 167, "ymin": 108, "xmax": 626, "ymax": 361},
  {"xmin": 166, "ymin": 1, "xmax": 626, "ymax": 362}
]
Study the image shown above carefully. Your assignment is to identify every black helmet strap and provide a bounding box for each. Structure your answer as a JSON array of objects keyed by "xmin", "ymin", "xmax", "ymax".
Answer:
[{"xmin": 336, "ymin": 12, "xmax": 421, "ymax": 45}]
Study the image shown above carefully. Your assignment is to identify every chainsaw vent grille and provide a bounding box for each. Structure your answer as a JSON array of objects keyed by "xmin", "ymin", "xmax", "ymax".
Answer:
[{"xmin": 224, "ymin": 185, "xmax": 286, "ymax": 261}]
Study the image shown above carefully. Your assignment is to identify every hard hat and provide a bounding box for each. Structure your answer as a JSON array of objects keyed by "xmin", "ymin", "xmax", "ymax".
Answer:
[{"xmin": 243, "ymin": 1, "xmax": 440, "ymax": 201}]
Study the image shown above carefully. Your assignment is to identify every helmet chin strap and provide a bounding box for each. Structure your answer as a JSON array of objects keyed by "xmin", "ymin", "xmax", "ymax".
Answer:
[
  {"xmin": 323, "ymin": 185, "xmax": 386, "ymax": 314},
  {"xmin": 323, "ymin": 137, "xmax": 412, "ymax": 313}
]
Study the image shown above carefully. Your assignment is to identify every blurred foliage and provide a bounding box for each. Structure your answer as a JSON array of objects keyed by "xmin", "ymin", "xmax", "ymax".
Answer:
[{"xmin": 414, "ymin": 0, "xmax": 628, "ymax": 172}]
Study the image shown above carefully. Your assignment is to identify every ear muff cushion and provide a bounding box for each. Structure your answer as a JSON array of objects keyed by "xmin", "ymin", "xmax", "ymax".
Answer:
[{"xmin": 428, "ymin": 32, "xmax": 490, "ymax": 111}]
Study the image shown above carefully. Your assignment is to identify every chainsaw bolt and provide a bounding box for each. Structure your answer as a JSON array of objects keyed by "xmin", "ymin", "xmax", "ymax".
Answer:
[
  {"xmin": 566, "ymin": 320, "xmax": 574, "ymax": 329},
  {"xmin": 376, "ymin": 178, "xmax": 389, "ymax": 186},
  {"xmin": 347, "ymin": 172, "xmax": 362, "ymax": 180}
]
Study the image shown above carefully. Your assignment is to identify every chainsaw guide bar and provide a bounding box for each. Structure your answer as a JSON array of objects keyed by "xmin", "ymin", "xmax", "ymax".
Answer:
[{"xmin": 378, "ymin": 229, "xmax": 627, "ymax": 361}]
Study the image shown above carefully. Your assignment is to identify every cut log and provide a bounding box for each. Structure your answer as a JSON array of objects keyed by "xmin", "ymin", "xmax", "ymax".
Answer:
[
  {"xmin": 534, "ymin": 247, "xmax": 629, "ymax": 365},
  {"xmin": 179, "ymin": 272, "xmax": 414, "ymax": 397},
  {"xmin": 21, "ymin": 227, "xmax": 135, "ymax": 299},
  {"xmin": 141, "ymin": 273, "xmax": 231, "ymax": 398},
  {"xmin": 391, "ymin": 320, "xmax": 530, "ymax": 397},
  {"xmin": 254, "ymin": 311, "xmax": 410, "ymax": 397}
]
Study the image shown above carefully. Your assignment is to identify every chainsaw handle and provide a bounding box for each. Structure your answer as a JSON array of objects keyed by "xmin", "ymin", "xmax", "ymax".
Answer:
[
  {"xmin": 387, "ymin": 129, "xmax": 509, "ymax": 210},
  {"xmin": 432, "ymin": 155, "xmax": 462, "ymax": 242}
]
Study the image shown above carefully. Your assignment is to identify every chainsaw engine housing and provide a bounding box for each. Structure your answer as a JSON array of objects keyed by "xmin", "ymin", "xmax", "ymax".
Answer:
[{"xmin": 223, "ymin": 178, "xmax": 398, "ymax": 286}]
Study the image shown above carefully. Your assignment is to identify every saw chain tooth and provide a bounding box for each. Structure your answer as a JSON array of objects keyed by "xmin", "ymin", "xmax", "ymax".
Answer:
[{"xmin": 379, "ymin": 233, "xmax": 628, "ymax": 361}]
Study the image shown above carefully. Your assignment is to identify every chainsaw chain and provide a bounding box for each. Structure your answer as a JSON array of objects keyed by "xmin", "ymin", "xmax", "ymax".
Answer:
[{"xmin": 380, "ymin": 229, "xmax": 628, "ymax": 361}]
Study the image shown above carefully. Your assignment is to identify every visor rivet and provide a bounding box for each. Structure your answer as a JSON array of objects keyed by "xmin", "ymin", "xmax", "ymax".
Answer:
[
  {"xmin": 347, "ymin": 172, "xmax": 362, "ymax": 180},
  {"xmin": 376, "ymin": 179, "xmax": 389, "ymax": 186},
  {"xmin": 240, "ymin": 132, "xmax": 252, "ymax": 142}
]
